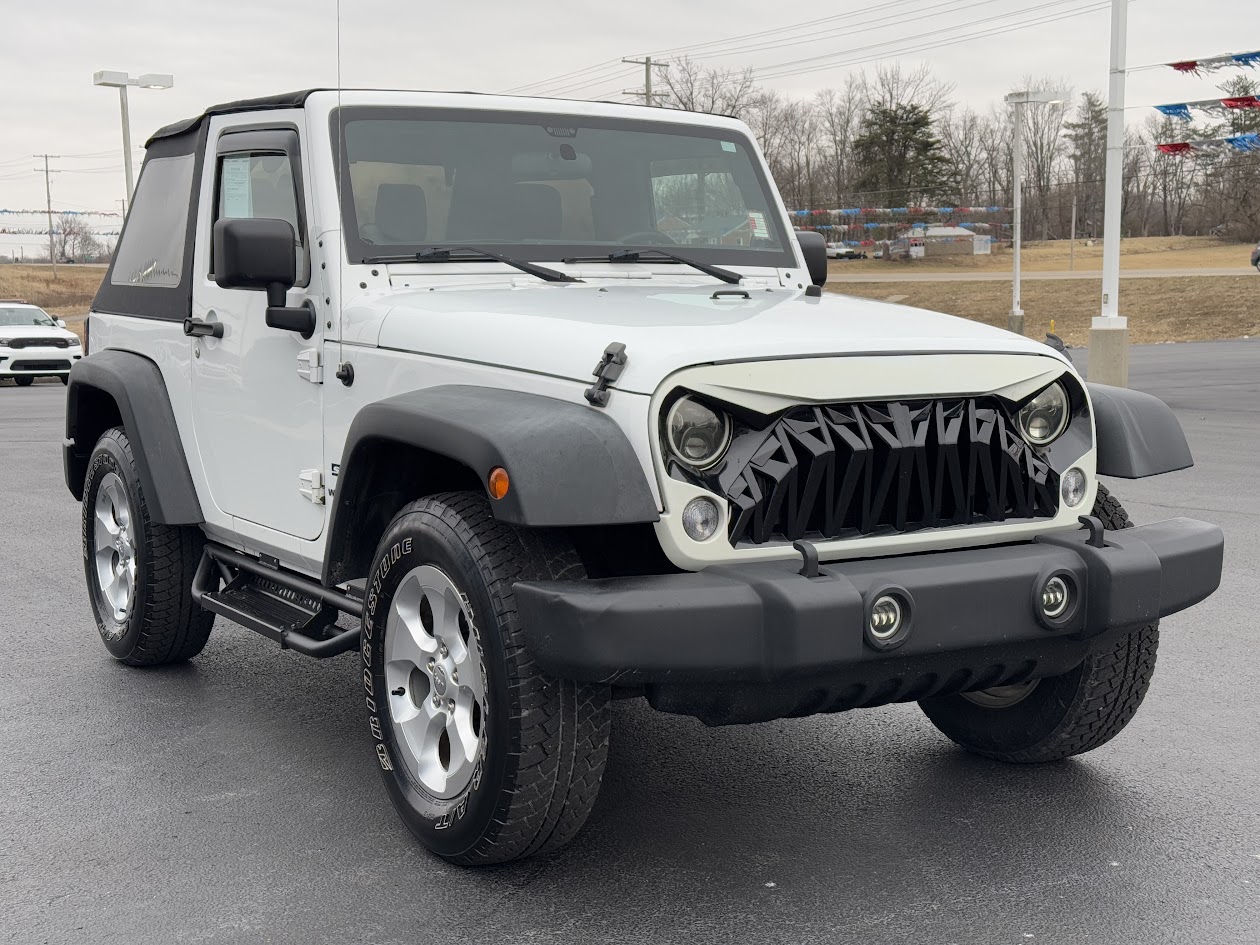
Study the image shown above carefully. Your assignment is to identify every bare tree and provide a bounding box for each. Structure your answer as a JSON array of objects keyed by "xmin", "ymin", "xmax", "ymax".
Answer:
[
  {"xmin": 814, "ymin": 77, "xmax": 865, "ymax": 205},
  {"xmin": 658, "ymin": 57, "xmax": 758, "ymax": 119},
  {"xmin": 1016, "ymin": 75, "xmax": 1072, "ymax": 239},
  {"xmin": 863, "ymin": 63, "xmax": 954, "ymax": 114},
  {"xmin": 941, "ymin": 107, "xmax": 984, "ymax": 201}
]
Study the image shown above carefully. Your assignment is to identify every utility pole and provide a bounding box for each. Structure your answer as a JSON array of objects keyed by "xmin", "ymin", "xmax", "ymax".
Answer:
[
  {"xmin": 1092, "ymin": 0, "xmax": 1129, "ymax": 386},
  {"xmin": 622, "ymin": 56, "xmax": 669, "ymax": 106},
  {"xmin": 1069, "ymin": 192, "xmax": 1077, "ymax": 272},
  {"xmin": 33, "ymin": 154, "xmax": 60, "ymax": 278}
]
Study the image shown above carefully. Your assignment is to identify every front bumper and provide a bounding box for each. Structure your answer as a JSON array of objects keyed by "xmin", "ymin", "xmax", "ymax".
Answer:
[
  {"xmin": 515, "ymin": 518, "xmax": 1222, "ymax": 722},
  {"xmin": 0, "ymin": 347, "xmax": 80, "ymax": 377}
]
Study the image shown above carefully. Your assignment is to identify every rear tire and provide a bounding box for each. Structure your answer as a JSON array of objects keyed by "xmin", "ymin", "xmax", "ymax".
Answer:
[
  {"xmin": 14, "ymin": 376, "xmax": 33, "ymax": 387},
  {"xmin": 362, "ymin": 491, "xmax": 610, "ymax": 865},
  {"xmin": 81, "ymin": 427, "xmax": 214, "ymax": 665},
  {"xmin": 918, "ymin": 484, "xmax": 1158, "ymax": 763}
]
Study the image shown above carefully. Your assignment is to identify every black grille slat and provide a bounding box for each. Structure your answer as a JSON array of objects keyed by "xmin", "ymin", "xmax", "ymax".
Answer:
[{"xmin": 715, "ymin": 397, "xmax": 1058, "ymax": 546}]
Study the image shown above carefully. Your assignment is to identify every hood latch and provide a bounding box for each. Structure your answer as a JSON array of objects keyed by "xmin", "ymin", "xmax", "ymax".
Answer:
[{"xmin": 584, "ymin": 342, "xmax": 627, "ymax": 407}]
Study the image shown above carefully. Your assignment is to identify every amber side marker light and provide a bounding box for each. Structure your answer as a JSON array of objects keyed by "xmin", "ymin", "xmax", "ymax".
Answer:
[{"xmin": 488, "ymin": 467, "xmax": 510, "ymax": 500}]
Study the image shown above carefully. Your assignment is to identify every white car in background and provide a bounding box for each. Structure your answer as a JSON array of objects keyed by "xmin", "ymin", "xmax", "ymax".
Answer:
[
  {"xmin": 0, "ymin": 300, "xmax": 82, "ymax": 386},
  {"xmin": 826, "ymin": 241, "xmax": 867, "ymax": 260}
]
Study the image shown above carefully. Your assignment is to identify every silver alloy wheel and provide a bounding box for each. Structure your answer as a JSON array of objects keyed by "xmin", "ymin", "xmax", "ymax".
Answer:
[
  {"xmin": 92, "ymin": 471, "xmax": 136, "ymax": 631},
  {"xmin": 960, "ymin": 680, "xmax": 1040, "ymax": 709},
  {"xmin": 384, "ymin": 564, "xmax": 487, "ymax": 799}
]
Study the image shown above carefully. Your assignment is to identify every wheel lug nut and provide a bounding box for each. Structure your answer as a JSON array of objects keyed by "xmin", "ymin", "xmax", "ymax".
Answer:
[
  {"xmin": 427, "ymin": 658, "xmax": 435, "ymax": 670},
  {"xmin": 450, "ymin": 669, "xmax": 458, "ymax": 683},
  {"xmin": 447, "ymin": 698, "xmax": 455, "ymax": 711}
]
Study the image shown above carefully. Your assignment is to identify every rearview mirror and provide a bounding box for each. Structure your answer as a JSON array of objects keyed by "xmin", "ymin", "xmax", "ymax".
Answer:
[
  {"xmin": 795, "ymin": 230, "xmax": 828, "ymax": 287},
  {"xmin": 213, "ymin": 217, "xmax": 296, "ymax": 306}
]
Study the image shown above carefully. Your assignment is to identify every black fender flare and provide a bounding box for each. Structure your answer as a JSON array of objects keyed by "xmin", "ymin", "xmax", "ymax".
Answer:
[
  {"xmin": 1087, "ymin": 383, "xmax": 1193, "ymax": 478},
  {"xmin": 324, "ymin": 385, "xmax": 660, "ymax": 584},
  {"xmin": 64, "ymin": 349, "xmax": 203, "ymax": 524}
]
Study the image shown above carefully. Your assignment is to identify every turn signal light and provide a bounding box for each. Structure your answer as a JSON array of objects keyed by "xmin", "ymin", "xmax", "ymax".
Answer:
[{"xmin": 487, "ymin": 466, "xmax": 510, "ymax": 500}]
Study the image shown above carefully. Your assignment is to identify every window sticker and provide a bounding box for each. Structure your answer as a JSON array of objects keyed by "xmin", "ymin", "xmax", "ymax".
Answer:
[
  {"xmin": 748, "ymin": 211, "xmax": 769, "ymax": 239},
  {"xmin": 721, "ymin": 141, "xmax": 737, "ymax": 152},
  {"xmin": 220, "ymin": 156, "xmax": 253, "ymax": 218}
]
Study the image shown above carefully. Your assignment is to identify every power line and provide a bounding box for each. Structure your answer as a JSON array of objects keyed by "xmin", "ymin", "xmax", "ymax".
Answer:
[{"xmin": 756, "ymin": 0, "xmax": 1107, "ymax": 80}]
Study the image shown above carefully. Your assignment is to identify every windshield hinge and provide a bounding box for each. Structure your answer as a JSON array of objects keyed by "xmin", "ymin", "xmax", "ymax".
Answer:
[
  {"xmin": 584, "ymin": 342, "xmax": 627, "ymax": 407},
  {"xmin": 297, "ymin": 348, "xmax": 323, "ymax": 384}
]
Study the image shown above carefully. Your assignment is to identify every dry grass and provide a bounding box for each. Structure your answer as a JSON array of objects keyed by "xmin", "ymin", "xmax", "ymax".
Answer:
[
  {"xmin": 0, "ymin": 265, "xmax": 104, "ymax": 340},
  {"xmin": 828, "ymin": 276, "xmax": 1260, "ymax": 345},
  {"xmin": 2, "ymin": 245, "xmax": 1255, "ymax": 347},
  {"xmin": 831, "ymin": 235, "xmax": 1253, "ymax": 275}
]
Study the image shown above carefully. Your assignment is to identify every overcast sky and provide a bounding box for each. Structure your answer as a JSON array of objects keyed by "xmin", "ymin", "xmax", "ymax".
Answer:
[{"xmin": 0, "ymin": 0, "xmax": 1244, "ymax": 213}]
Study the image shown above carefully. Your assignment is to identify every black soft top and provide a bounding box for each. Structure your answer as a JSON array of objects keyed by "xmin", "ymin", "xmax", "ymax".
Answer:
[{"xmin": 145, "ymin": 89, "xmax": 325, "ymax": 146}]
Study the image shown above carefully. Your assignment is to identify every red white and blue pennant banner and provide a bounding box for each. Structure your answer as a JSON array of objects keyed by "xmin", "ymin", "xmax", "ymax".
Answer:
[
  {"xmin": 1155, "ymin": 95, "xmax": 1260, "ymax": 120},
  {"xmin": 1168, "ymin": 51, "xmax": 1260, "ymax": 75},
  {"xmin": 1155, "ymin": 133, "xmax": 1260, "ymax": 155}
]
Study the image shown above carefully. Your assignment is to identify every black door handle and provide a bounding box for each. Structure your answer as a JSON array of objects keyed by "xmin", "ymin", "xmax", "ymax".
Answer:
[{"xmin": 184, "ymin": 317, "xmax": 223, "ymax": 338}]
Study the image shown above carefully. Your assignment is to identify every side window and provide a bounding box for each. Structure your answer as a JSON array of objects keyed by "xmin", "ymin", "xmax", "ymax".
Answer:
[
  {"xmin": 217, "ymin": 152, "xmax": 300, "ymax": 235},
  {"xmin": 110, "ymin": 155, "xmax": 195, "ymax": 287},
  {"xmin": 214, "ymin": 150, "xmax": 307, "ymax": 283}
]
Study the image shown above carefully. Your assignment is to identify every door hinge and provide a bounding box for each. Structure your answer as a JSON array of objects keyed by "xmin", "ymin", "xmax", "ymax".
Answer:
[
  {"xmin": 299, "ymin": 469, "xmax": 326, "ymax": 505},
  {"xmin": 584, "ymin": 342, "xmax": 627, "ymax": 407},
  {"xmin": 297, "ymin": 348, "xmax": 323, "ymax": 384}
]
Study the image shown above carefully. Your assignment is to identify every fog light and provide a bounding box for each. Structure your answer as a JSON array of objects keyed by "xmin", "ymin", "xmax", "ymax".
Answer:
[
  {"xmin": 681, "ymin": 496, "xmax": 720, "ymax": 541},
  {"xmin": 868, "ymin": 595, "xmax": 903, "ymax": 641},
  {"xmin": 1041, "ymin": 576, "xmax": 1070, "ymax": 619},
  {"xmin": 1061, "ymin": 467, "xmax": 1087, "ymax": 507}
]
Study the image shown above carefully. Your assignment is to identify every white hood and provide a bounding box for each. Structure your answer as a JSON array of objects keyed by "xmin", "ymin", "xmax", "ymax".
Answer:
[{"xmin": 371, "ymin": 281, "xmax": 1066, "ymax": 395}]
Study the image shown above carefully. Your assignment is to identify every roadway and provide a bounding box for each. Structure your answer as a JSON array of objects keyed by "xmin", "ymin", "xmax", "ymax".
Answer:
[
  {"xmin": 2, "ymin": 340, "xmax": 1258, "ymax": 944},
  {"xmin": 829, "ymin": 266, "xmax": 1258, "ymax": 282}
]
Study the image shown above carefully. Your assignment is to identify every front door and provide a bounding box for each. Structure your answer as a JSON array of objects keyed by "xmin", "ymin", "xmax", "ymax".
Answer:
[{"xmin": 189, "ymin": 121, "xmax": 325, "ymax": 540}]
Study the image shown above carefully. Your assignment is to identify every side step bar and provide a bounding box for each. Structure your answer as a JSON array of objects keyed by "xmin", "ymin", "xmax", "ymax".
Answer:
[{"xmin": 191, "ymin": 544, "xmax": 363, "ymax": 658}]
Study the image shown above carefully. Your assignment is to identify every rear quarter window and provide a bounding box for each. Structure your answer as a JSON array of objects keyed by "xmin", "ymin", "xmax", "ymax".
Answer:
[{"xmin": 110, "ymin": 155, "xmax": 195, "ymax": 288}]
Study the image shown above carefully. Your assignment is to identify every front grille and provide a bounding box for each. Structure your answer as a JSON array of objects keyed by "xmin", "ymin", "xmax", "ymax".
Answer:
[
  {"xmin": 11, "ymin": 360, "xmax": 71, "ymax": 372},
  {"xmin": 714, "ymin": 398, "xmax": 1058, "ymax": 546},
  {"xmin": 6, "ymin": 337, "xmax": 70, "ymax": 349}
]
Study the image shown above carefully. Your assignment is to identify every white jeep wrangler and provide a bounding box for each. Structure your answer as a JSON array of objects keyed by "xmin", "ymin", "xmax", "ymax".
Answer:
[{"xmin": 64, "ymin": 89, "xmax": 1224, "ymax": 866}]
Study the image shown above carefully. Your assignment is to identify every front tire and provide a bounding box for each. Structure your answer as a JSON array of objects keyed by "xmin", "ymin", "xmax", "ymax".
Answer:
[
  {"xmin": 14, "ymin": 376, "xmax": 33, "ymax": 387},
  {"xmin": 918, "ymin": 484, "xmax": 1158, "ymax": 763},
  {"xmin": 362, "ymin": 492, "xmax": 611, "ymax": 865},
  {"xmin": 81, "ymin": 428, "xmax": 214, "ymax": 665}
]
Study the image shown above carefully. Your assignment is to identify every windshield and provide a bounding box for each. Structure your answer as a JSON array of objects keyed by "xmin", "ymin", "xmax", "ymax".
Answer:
[
  {"xmin": 334, "ymin": 107, "xmax": 792, "ymax": 268},
  {"xmin": 0, "ymin": 306, "xmax": 55, "ymax": 327}
]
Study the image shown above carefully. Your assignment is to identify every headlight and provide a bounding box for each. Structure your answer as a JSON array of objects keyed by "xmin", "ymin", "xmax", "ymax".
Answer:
[
  {"xmin": 0, "ymin": 339, "xmax": 10, "ymax": 347},
  {"xmin": 1017, "ymin": 381, "xmax": 1070, "ymax": 446},
  {"xmin": 665, "ymin": 395, "xmax": 731, "ymax": 470}
]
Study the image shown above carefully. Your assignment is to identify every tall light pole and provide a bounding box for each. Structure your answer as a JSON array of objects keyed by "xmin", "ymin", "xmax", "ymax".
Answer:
[
  {"xmin": 1004, "ymin": 89, "xmax": 1066, "ymax": 336},
  {"xmin": 1092, "ymin": 0, "xmax": 1129, "ymax": 387},
  {"xmin": 92, "ymin": 71, "xmax": 174, "ymax": 199}
]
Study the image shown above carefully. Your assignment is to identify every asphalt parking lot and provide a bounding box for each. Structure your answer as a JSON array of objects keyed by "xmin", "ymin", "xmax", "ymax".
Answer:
[{"xmin": 2, "ymin": 340, "xmax": 1257, "ymax": 945}]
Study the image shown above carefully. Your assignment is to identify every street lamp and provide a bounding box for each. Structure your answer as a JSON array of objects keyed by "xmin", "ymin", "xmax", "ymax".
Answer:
[
  {"xmin": 92, "ymin": 71, "xmax": 174, "ymax": 200},
  {"xmin": 1004, "ymin": 88, "xmax": 1067, "ymax": 336}
]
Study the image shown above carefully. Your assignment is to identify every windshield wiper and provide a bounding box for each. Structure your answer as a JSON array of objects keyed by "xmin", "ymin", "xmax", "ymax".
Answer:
[
  {"xmin": 362, "ymin": 246, "xmax": 581, "ymax": 283},
  {"xmin": 603, "ymin": 248, "xmax": 742, "ymax": 285}
]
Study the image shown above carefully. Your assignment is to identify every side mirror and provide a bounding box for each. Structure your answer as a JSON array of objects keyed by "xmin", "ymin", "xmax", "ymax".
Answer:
[
  {"xmin": 213, "ymin": 217, "xmax": 314, "ymax": 337},
  {"xmin": 213, "ymin": 217, "xmax": 296, "ymax": 304},
  {"xmin": 55, "ymin": 318, "xmax": 67, "ymax": 328},
  {"xmin": 795, "ymin": 230, "xmax": 828, "ymax": 287}
]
